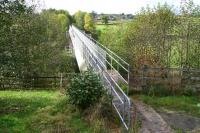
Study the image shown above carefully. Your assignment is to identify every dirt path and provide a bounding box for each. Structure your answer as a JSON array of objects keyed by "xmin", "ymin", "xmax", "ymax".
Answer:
[
  {"xmin": 134, "ymin": 100, "xmax": 173, "ymax": 133},
  {"xmin": 158, "ymin": 110, "xmax": 200, "ymax": 133}
]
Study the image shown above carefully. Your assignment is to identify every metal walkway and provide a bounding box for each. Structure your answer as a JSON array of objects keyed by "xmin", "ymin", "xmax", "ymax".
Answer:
[{"xmin": 69, "ymin": 25, "xmax": 132, "ymax": 130}]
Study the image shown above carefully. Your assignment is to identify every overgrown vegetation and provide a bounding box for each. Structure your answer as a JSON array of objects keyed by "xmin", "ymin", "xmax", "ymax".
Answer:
[
  {"xmin": 0, "ymin": 90, "xmax": 126, "ymax": 132},
  {"xmin": 66, "ymin": 71, "xmax": 104, "ymax": 109},
  {"xmin": 140, "ymin": 84, "xmax": 197, "ymax": 97},
  {"xmin": 73, "ymin": 11, "xmax": 99, "ymax": 38},
  {"xmin": 0, "ymin": 0, "xmax": 75, "ymax": 81},
  {"xmin": 98, "ymin": 0, "xmax": 200, "ymax": 95},
  {"xmin": 99, "ymin": 1, "xmax": 200, "ymax": 69},
  {"xmin": 0, "ymin": 0, "xmax": 79, "ymax": 89},
  {"xmin": 0, "ymin": 90, "xmax": 92, "ymax": 132}
]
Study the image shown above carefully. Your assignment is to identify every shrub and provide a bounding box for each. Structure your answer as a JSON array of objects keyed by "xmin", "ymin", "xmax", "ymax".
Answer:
[{"xmin": 66, "ymin": 71, "xmax": 104, "ymax": 109}]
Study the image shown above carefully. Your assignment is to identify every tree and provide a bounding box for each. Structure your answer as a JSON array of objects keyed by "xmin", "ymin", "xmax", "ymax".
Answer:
[
  {"xmin": 38, "ymin": 9, "xmax": 73, "ymax": 75},
  {"xmin": 0, "ymin": 0, "xmax": 39, "ymax": 78},
  {"xmin": 58, "ymin": 14, "xmax": 69, "ymax": 32},
  {"xmin": 91, "ymin": 11, "xmax": 97, "ymax": 18},
  {"xmin": 84, "ymin": 13, "xmax": 95, "ymax": 33},
  {"xmin": 74, "ymin": 11, "xmax": 86, "ymax": 30},
  {"xmin": 179, "ymin": 0, "xmax": 200, "ymax": 68},
  {"xmin": 0, "ymin": 0, "xmax": 74, "ymax": 79},
  {"xmin": 99, "ymin": 2, "xmax": 200, "ymax": 69},
  {"xmin": 101, "ymin": 15, "xmax": 108, "ymax": 24},
  {"xmin": 99, "ymin": 4, "xmax": 177, "ymax": 68}
]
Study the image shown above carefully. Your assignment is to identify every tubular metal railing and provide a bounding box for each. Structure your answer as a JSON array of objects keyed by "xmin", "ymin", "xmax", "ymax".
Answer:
[{"xmin": 69, "ymin": 25, "xmax": 132, "ymax": 130}]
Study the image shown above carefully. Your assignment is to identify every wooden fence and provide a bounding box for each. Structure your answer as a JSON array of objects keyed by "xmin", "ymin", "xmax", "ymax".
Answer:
[
  {"xmin": 130, "ymin": 67, "xmax": 200, "ymax": 92},
  {"xmin": 0, "ymin": 75, "xmax": 70, "ymax": 89}
]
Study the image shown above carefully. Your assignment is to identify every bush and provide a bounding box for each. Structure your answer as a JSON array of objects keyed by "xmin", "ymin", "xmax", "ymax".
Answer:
[{"xmin": 66, "ymin": 71, "xmax": 104, "ymax": 109}]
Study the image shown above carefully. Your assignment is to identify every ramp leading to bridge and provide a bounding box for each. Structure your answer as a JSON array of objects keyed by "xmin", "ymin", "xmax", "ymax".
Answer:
[{"xmin": 69, "ymin": 25, "xmax": 132, "ymax": 130}]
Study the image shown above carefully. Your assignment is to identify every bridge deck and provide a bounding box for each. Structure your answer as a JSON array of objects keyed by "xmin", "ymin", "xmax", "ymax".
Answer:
[{"xmin": 69, "ymin": 25, "xmax": 132, "ymax": 130}]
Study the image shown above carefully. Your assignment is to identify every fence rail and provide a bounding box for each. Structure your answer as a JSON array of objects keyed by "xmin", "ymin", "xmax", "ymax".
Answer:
[
  {"xmin": 130, "ymin": 67, "xmax": 200, "ymax": 92},
  {"xmin": 0, "ymin": 76, "xmax": 69, "ymax": 89}
]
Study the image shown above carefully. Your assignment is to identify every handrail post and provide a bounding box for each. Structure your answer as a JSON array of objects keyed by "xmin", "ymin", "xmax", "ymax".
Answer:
[{"xmin": 127, "ymin": 65, "xmax": 130, "ymax": 95}]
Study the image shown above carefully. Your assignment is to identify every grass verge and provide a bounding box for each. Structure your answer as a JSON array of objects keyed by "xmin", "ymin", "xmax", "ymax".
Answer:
[
  {"xmin": 138, "ymin": 95, "xmax": 200, "ymax": 117},
  {"xmin": 96, "ymin": 24, "xmax": 118, "ymax": 33},
  {"xmin": 0, "ymin": 90, "xmax": 127, "ymax": 132},
  {"xmin": 0, "ymin": 90, "xmax": 92, "ymax": 133}
]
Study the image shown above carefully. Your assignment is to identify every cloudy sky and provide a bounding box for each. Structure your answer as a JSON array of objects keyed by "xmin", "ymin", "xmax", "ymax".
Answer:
[{"xmin": 35, "ymin": 0, "xmax": 200, "ymax": 15}]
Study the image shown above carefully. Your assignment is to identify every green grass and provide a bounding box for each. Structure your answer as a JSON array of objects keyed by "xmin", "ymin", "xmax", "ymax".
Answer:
[
  {"xmin": 96, "ymin": 24, "xmax": 118, "ymax": 32},
  {"xmin": 139, "ymin": 95, "xmax": 200, "ymax": 117},
  {"xmin": 0, "ymin": 90, "xmax": 92, "ymax": 133}
]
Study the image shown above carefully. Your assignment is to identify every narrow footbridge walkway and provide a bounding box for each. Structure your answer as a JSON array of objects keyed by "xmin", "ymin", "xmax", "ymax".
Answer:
[{"xmin": 69, "ymin": 25, "xmax": 132, "ymax": 130}]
